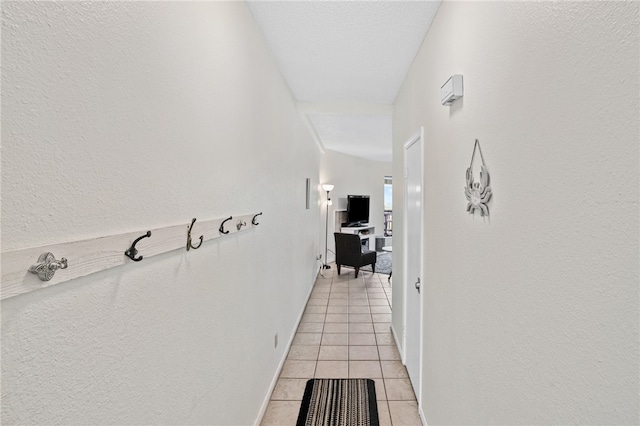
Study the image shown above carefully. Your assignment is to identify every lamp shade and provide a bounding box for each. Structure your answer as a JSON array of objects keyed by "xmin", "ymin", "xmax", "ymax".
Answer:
[{"xmin": 322, "ymin": 184, "xmax": 334, "ymax": 192}]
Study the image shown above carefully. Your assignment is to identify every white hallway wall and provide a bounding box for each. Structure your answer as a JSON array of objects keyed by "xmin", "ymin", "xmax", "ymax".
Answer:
[
  {"xmin": 392, "ymin": 1, "xmax": 639, "ymax": 424},
  {"xmin": 319, "ymin": 149, "xmax": 392, "ymax": 264},
  {"xmin": 1, "ymin": 2, "xmax": 320, "ymax": 424}
]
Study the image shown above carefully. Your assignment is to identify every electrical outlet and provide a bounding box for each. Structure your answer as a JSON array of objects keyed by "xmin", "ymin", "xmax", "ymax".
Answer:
[{"xmin": 274, "ymin": 333, "xmax": 278, "ymax": 348}]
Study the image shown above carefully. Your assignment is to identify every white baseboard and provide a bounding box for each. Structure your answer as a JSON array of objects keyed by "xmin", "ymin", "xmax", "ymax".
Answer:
[
  {"xmin": 390, "ymin": 322, "xmax": 404, "ymax": 364},
  {"xmin": 391, "ymin": 323, "xmax": 427, "ymax": 425},
  {"xmin": 253, "ymin": 270, "xmax": 318, "ymax": 426},
  {"xmin": 420, "ymin": 407, "xmax": 428, "ymax": 425}
]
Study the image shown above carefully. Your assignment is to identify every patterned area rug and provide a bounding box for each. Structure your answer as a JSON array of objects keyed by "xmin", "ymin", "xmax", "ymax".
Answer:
[
  {"xmin": 361, "ymin": 251, "xmax": 391, "ymax": 275},
  {"xmin": 297, "ymin": 379, "xmax": 379, "ymax": 426}
]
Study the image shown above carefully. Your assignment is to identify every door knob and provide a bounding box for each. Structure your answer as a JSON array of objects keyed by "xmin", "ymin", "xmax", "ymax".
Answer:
[{"xmin": 415, "ymin": 278, "xmax": 421, "ymax": 293}]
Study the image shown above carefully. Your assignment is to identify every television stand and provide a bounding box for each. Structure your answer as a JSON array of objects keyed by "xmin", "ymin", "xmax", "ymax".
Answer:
[
  {"xmin": 340, "ymin": 225, "xmax": 375, "ymax": 251},
  {"xmin": 343, "ymin": 222, "xmax": 367, "ymax": 228}
]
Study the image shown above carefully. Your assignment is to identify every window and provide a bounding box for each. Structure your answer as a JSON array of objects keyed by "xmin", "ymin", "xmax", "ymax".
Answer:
[{"xmin": 384, "ymin": 176, "xmax": 392, "ymax": 236}]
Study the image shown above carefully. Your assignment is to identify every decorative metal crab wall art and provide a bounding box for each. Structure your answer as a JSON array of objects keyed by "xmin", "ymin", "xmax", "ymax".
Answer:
[{"xmin": 464, "ymin": 139, "xmax": 492, "ymax": 217}]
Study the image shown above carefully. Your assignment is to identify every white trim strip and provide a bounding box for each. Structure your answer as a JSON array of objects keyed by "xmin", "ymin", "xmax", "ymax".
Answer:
[{"xmin": 1, "ymin": 213, "xmax": 261, "ymax": 300}]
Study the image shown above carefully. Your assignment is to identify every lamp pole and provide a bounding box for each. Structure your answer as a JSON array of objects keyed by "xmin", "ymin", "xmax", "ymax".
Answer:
[{"xmin": 321, "ymin": 184, "xmax": 334, "ymax": 269}]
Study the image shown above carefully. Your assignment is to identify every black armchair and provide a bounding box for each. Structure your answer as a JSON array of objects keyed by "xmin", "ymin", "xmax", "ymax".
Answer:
[{"xmin": 334, "ymin": 232, "xmax": 377, "ymax": 278}]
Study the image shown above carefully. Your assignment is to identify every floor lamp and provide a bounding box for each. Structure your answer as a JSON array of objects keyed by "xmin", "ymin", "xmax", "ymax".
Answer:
[{"xmin": 322, "ymin": 184, "xmax": 334, "ymax": 269}]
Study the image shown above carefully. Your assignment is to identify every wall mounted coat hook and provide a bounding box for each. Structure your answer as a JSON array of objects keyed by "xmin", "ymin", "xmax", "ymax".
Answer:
[
  {"xmin": 125, "ymin": 231, "xmax": 151, "ymax": 262},
  {"xmin": 236, "ymin": 220, "xmax": 247, "ymax": 231},
  {"xmin": 186, "ymin": 218, "xmax": 203, "ymax": 251},
  {"xmin": 252, "ymin": 212, "xmax": 263, "ymax": 226},
  {"xmin": 219, "ymin": 216, "xmax": 232, "ymax": 234},
  {"xmin": 29, "ymin": 252, "xmax": 68, "ymax": 281}
]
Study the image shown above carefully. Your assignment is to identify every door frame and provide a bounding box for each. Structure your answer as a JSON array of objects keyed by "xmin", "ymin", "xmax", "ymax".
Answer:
[{"xmin": 402, "ymin": 127, "xmax": 424, "ymax": 404}]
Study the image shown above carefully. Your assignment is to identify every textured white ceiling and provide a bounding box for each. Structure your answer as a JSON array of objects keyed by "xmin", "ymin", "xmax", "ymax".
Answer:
[{"xmin": 247, "ymin": 1, "xmax": 441, "ymax": 162}]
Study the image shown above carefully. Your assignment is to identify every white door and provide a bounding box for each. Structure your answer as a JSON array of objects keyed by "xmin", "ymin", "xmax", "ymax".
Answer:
[{"xmin": 403, "ymin": 129, "xmax": 423, "ymax": 400}]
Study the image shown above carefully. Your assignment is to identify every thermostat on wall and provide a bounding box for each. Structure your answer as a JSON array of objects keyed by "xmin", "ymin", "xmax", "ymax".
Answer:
[{"xmin": 441, "ymin": 74, "xmax": 463, "ymax": 106}]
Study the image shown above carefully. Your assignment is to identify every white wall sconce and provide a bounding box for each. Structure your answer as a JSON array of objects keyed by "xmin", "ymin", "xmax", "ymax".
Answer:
[{"xmin": 441, "ymin": 74, "xmax": 463, "ymax": 106}]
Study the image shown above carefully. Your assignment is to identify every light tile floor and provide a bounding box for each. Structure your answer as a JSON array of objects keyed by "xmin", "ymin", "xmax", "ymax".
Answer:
[{"xmin": 261, "ymin": 265, "xmax": 422, "ymax": 426}]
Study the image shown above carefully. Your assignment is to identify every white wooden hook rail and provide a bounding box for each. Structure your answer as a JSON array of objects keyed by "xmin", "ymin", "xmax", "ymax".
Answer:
[{"xmin": 1, "ymin": 212, "xmax": 262, "ymax": 301}]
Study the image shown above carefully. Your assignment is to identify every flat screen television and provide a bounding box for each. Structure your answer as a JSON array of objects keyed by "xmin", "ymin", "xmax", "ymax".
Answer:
[{"xmin": 346, "ymin": 195, "xmax": 370, "ymax": 226}]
